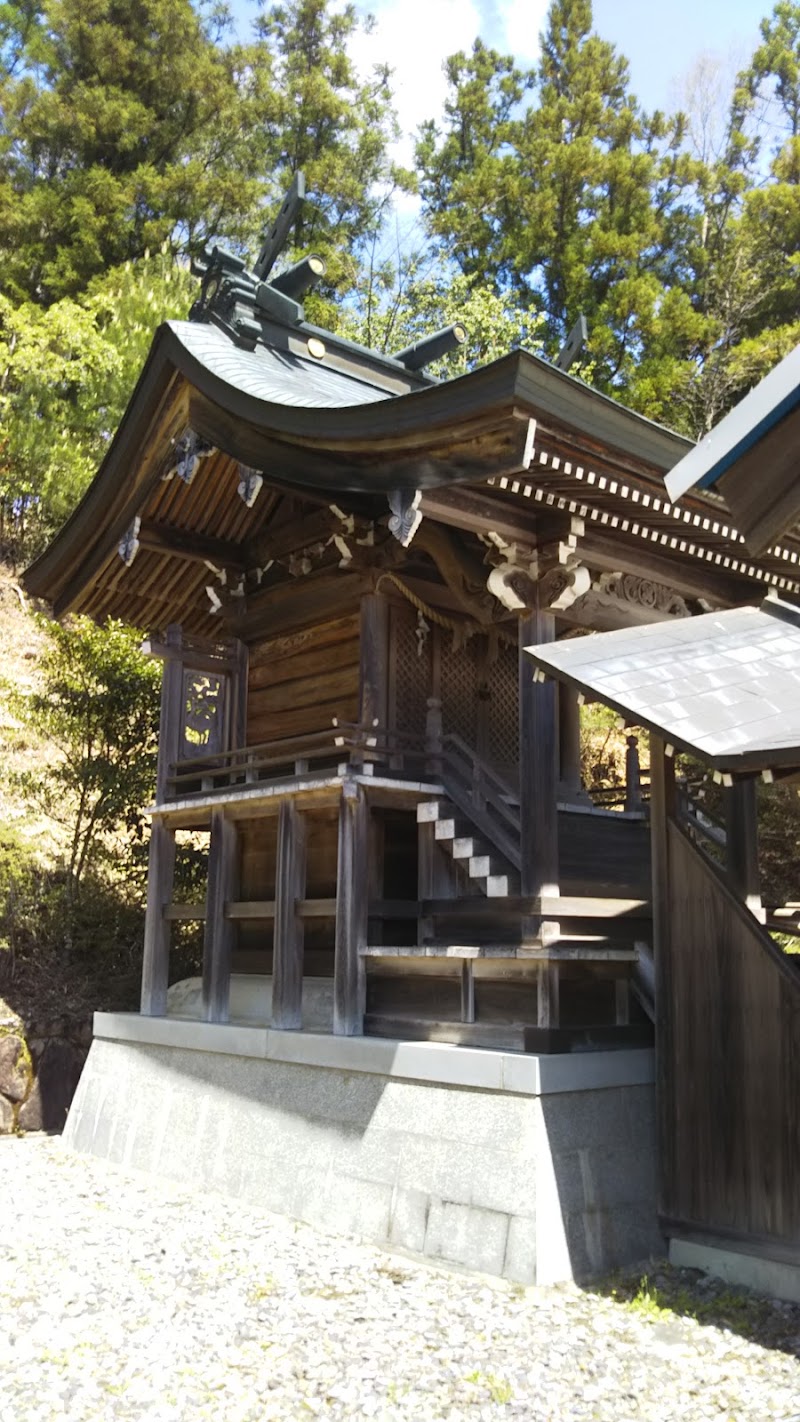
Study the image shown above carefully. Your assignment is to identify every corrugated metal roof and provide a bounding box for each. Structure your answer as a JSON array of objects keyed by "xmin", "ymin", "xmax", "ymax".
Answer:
[
  {"xmin": 525, "ymin": 599, "xmax": 800, "ymax": 770},
  {"xmin": 169, "ymin": 320, "xmax": 391, "ymax": 409}
]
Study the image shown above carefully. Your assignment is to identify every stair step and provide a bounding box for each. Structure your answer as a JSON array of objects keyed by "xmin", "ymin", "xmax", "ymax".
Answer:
[
  {"xmin": 452, "ymin": 837, "xmax": 479, "ymax": 859},
  {"xmin": 417, "ymin": 800, "xmax": 450, "ymax": 823}
]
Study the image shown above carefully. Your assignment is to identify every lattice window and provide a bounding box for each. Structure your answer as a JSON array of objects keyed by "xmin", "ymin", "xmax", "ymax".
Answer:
[
  {"xmin": 392, "ymin": 604, "xmax": 431, "ymax": 734},
  {"xmin": 441, "ymin": 637, "xmax": 479, "ymax": 748},
  {"xmin": 486, "ymin": 642, "xmax": 519, "ymax": 789},
  {"xmin": 181, "ymin": 669, "xmax": 228, "ymax": 760}
]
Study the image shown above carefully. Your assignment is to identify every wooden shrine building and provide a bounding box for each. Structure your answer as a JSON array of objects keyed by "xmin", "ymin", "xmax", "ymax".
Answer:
[{"xmin": 26, "ymin": 185, "xmax": 800, "ymax": 1283}]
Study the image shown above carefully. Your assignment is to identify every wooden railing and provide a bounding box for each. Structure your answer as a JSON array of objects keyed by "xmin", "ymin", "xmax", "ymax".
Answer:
[{"xmin": 440, "ymin": 732, "xmax": 522, "ymax": 871}]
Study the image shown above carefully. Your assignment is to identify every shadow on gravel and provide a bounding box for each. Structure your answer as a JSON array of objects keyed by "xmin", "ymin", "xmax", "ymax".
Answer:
[{"xmin": 586, "ymin": 1261, "xmax": 800, "ymax": 1360}]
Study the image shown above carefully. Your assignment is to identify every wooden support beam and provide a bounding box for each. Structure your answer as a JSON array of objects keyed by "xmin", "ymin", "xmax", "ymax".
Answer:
[
  {"xmin": 138, "ymin": 519, "xmax": 245, "ymax": 571},
  {"xmin": 359, "ymin": 590, "xmax": 389, "ymax": 735},
  {"xmin": 202, "ymin": 810, "xmax": 239, "ymax": 1023},
  {"xmin": 141, "ymin": 817, "xmax": 176, "ymax": 1017},
  {"xmin": 519, "ymin": 607, "xmax": 559, "ymax": 898},
  {"xmin": 272, "ymin": 801, "xmax": 307, "ymax": 1029},
  {"xmin": 156, "ymin": 624, "xmax": 185, "ymax": 804},
  {"xmin": 649, "ymin": 734, "xmax": 676, "ymax": 1217},
  {"xmin": 725, "ymin": 778, "xmax": 763, "ymax": 921},
  {"xmin": 334, "ymin": 779, "xmax": 368, "ymax": 1035},
  {"xmin": 231, "ymin": 639, "xmax": 249, "ymax": 753},
  {"xmin": 558, "ymin": 681, "xmax": 585, "ymax": 804}
]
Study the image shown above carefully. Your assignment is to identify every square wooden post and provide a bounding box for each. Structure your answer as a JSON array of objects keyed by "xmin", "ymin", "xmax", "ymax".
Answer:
[
  {"xmin": 202, "ymin": 809, "xmax": 239, "ymax": 1024},
  {"xmin": 725, "ymin": 777, "xmax": 763, "ymax": 921},
  {"xmin": 140, "ymin": 816, "xmax": 176, "ymax": 1016},
  {"xmin": 272, "ymin": 799, "xmax": 307, "ymax": 1029},
  {"xmin": 359, "ymin": 590, "xmax": 389, "ymax": 733},
  {"xmin": 156, "ymin": 624, "xmax": 185, "ymax": 805},
  {"xmin": 334, "ymin": 778, "xmax": 368, "ymax": 1035},
  {"xmin": 519, "ymin": 607, "xmax": 561, "ymax": 1026},
  {"xmin": 518, "ymin": 608, "xmax": 559, "ymax": 898},
  {"xmin": 649, "ymin": 733, "xmax": 676, "ymax": 1218}
]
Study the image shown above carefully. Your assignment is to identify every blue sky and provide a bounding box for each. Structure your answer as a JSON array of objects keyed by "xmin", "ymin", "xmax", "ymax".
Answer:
[{"xmin": 229, "ymin": 0, "xmax": 773, "ymax": 190}]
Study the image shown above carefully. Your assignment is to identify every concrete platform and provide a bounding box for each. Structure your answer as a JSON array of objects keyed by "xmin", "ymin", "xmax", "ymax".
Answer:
[{"xmin": 63, "ymin": 992, "xmax": 662, "ymax": 1286}]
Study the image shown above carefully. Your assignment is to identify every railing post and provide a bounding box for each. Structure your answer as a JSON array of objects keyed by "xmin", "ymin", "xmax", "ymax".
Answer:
[
  {"xmin": 625, "ymin": 734, "xmax": 644, "ymax": 814},
  {"xmin": 725, "ymin": 777, "xmax": 764, "ymax": 922}
]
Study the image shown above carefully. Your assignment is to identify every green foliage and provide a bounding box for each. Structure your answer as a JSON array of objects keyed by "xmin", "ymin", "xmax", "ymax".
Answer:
[
  {"xmin": 11, "ymin": 616, "xmax": 161, "ymax": 889},
  {"xmin": 0, "ymin": 0, "xmax": 268, "ymax": 304},
  {"xmin": 340, "ymin": 262, "xmax": 544, "ymax": 376},
  {"xmin": 250, "ymin": 0, "xmax": 412, "ymax": 308},
  {"xmin": 0, "ymin": 250, "xmax": 195, "ymax": 556}
]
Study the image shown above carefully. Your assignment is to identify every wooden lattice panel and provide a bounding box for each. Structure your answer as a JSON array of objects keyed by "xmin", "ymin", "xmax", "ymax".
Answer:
[
  {"xmin": 441, "ymin": 637, "xmax": 479, "ymax": 747},
  {"xmin": 486, "ymin": 642, "xmax": 519, "ymax": 785},
  {"xmin": 392, "ymin": 603, "xmax": 431, "ymax": 735}
]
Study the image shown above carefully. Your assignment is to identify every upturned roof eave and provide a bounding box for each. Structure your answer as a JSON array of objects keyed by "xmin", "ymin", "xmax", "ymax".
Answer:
[{"xmin": 24, "ymin": 319, "xmax": 695, "ymax": 612}]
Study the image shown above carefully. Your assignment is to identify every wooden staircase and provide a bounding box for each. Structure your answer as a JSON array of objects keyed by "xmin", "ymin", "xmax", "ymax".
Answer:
[
  {"xmin": 417, "ymin": 798, "xmax": 520, "ymax": 897},
  {"xmin": 361, "ymin": 739, "xmax": 656, "ymax": 1051}
]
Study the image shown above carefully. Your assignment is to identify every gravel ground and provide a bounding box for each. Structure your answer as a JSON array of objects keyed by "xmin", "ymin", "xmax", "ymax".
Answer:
[{"xmin": 0, "ymin": 1135, "xmax": 798, "ymax": 1422}]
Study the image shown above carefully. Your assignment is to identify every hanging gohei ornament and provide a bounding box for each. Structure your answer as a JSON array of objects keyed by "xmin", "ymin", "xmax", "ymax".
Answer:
[
  {"xmin": 415, "ymin": 610, "xmax": 430, "ymax": 657},
  {"xmin": 237, "ymin": 465, "xmax": 264, "ymax": 508},
  {"xmin": 118, "ymin": 516, "xmax": 141, "ymax": 567}
]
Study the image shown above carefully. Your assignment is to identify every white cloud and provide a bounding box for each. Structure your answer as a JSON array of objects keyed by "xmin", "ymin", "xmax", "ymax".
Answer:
[
  {"xmin": 351, "ymin": 0, "xmax": 482, "ymax": 172},
  {"xmin": 498, "ymin": 0, "xmax": 549, "ymax": 64}
]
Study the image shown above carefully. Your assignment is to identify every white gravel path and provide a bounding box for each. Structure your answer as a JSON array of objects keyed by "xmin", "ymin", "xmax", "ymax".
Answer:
[{"xmin": 0, "ymin": 1135, "xmax": 798, "ymax": 1421}]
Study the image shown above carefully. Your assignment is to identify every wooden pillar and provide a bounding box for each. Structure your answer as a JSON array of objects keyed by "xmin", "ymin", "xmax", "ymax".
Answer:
[
  {"xmin": 359, "ymin": 592, "xmax": 389, "ymax": 730},
  {"xmin": 231, "ymin": 638, "xmax": 249, "ymax": 756},
  {"xmin": 518, "ymin": 608, "xmax": 559, "ymax": 898},
  {"xmin": 156, "ymin": 624, "xmax": 185, "ymax": 804},
  {"xmin": 272, "ymin": 800, "xmax": 307, "ymax": 1029},
  {"xmin": 202, "ymin": 809, "xmax": 239, "ymax": 1024},
  {"xmin": 649, "ymin": 734, "xmax": 676, "ymax": 1217},
  {"xmin": 334, "ymin": 779, "xmax": 368, "ymax": 1035},
  {"xmin": 537, "ymin": 963, "xmax": 560, "ymax": 1028},
  {"xmin": 558, "ymin": 682, "xmax": 583, "ymax": 802},
  {"xmin": 140, "ymin": 816, "xmax": 176, "ymax": 1016},
  {"xmin": 725, "ymin": 777, "xmax": 763, "ymax": 920}
]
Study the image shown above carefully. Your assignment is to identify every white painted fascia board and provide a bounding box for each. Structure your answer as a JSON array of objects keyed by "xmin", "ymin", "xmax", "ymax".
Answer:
[{"xmin": 665, "ymin": 343, "xmax": 800, "ymax": 502}]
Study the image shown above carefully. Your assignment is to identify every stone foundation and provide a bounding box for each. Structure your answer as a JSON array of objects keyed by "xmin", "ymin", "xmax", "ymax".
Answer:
[{"xmin": 64, "ymin": 1010, "xmax": 661, "ymax": 1285}]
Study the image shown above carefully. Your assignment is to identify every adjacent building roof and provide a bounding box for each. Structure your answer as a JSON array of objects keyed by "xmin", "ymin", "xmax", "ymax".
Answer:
[
  {"xmin": 664, "ymin": 345, "xmax": 800, "ymax": 554},
  {"xmin": 525, "ymin": 596, "xmax": 800, "ymax": 774}
]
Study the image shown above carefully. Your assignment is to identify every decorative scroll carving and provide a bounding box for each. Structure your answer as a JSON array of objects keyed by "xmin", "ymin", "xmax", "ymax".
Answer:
[
  {"xmin": 486, "ymin": 556, "xmax": 590, "ymax": 614},
  {"xmin": 595, "ymin": 572, "xmax": 690, "ymax": 618},
  {"xmin": 388, "ymin": 489, "xmax": 422, "ymax": 546},
  {"xmin": 163, "ymin": 429, "xmax": 217, "ymax": 485},
  {"xmin": 237, "ymin": 466, "xmax": 264, "ymax": 507},
  {"xmin": 539, "ymin": 562, "xmax": 591, "ymax": 611},
  {"xmin": 118, "ymin": 516, "xmax": 141, "ymax": 568}
]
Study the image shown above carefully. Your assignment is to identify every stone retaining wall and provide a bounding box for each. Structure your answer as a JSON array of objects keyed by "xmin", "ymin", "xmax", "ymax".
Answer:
[
  {"xmin": 0, "ymin": 1010, "xmax": 89, "ymax": 1133},
  {"xmin": 65, "ymin": 1017, "xmax": 662, "ymax": 1284}
]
